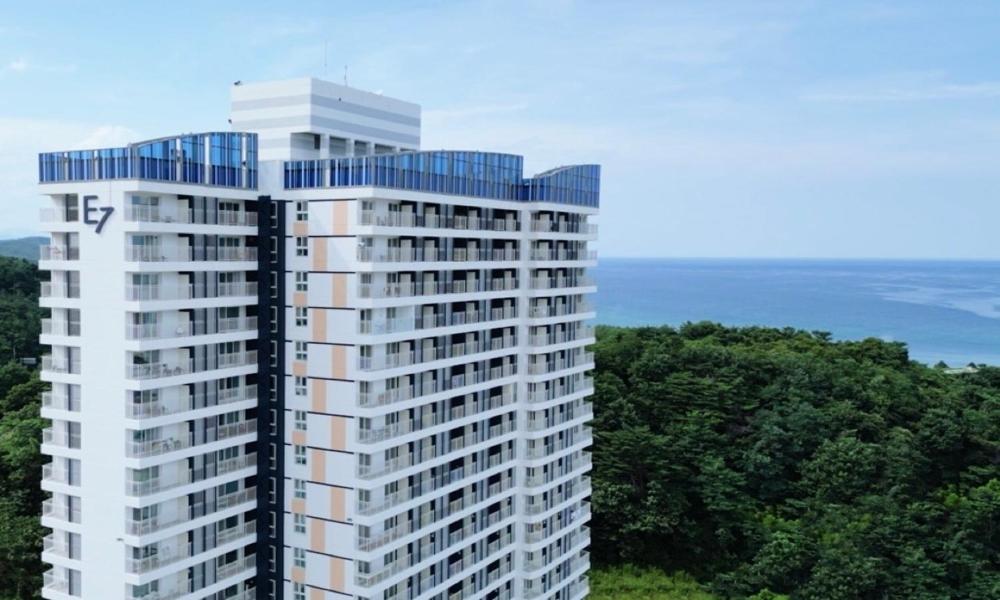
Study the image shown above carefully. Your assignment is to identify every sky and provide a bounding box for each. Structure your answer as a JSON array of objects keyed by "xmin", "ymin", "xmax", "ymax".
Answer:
[{"xmin": 3, "ymin": 0, "xmax": 1000, "ymax": 258}]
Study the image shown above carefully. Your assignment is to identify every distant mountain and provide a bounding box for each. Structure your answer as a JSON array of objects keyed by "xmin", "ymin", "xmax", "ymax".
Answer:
[{"xmin": 0, "ymin": 236, "xmax": 48, "ymax": 261}]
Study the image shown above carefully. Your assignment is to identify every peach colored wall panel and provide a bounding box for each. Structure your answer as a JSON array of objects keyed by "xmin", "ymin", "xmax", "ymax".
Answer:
[
  {"xmin": 309, "ymin": 518, "xmax": 325, "ymax": 552},
  {"xmin": 312, "ymin": 238, "xmax": 328, "ymax": 271},
  {"xmin": 331, "ymin": 345, "xmax": 347, "ymax": 379},
  {"xmin": 310, "ymin": 379, "xmax": 327, "ymax": 413},
  {"xmin": 292, "ymin": 221, "xmax": 309, "ymax": 237},
  {"xmin": 292, "ymin": 361, "xmax": 307, "ymax": 377},
  {"xmin": 310, "ymin": 448, "xmax": 327, "ymax": 482},
  {"xmin": 331, "ymin": 273, "xmax": 348, "ymax": 308},
  {"xmin": 329, "ymin": 556, "xmax": 347, "ymax": 592},
  {"xmin": 293, "ymin": 291, "xmax": 307, "ymax": 307},
  {"xmin": 330, "ymin": 416, "xmax": 347, "ymax": 451},
  {"xmin": 332, "ymin": 202, "xmax": 349, "ymax": 236},
  {"xmin": 330, "ymin": 487, "xmax": 347, "ymax": 521},
  {"xmin": 311, "ymin": 309, "xmax": 327, "ymax": 343}
]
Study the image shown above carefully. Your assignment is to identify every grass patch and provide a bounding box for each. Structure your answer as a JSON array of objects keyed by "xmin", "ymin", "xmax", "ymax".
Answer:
[{"xmin": 589, "ymin": 565, "xmax": 719, "ymax": 599}]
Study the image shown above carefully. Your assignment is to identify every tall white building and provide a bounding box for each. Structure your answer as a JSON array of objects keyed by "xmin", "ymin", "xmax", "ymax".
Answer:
[{"xmin": 37, "ymin": 78, "xmax": 598, "ymax": 600}]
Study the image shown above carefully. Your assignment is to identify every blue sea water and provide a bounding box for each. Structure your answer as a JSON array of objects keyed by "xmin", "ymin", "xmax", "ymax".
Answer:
[{"xmin": 593, "ymin": 258, "xmax": 1000, "ymax": 366}]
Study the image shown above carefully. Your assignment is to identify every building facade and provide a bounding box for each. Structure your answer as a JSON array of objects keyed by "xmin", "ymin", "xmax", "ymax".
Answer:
[{"xmin": 37, "ymin": 78, "xmax": 598, "ymax": 600}]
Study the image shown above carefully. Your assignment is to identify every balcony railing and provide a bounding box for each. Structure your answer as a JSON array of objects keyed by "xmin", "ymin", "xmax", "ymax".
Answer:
[
  {"xmin": 40, "ymin": 282, "xmax": 80, "ymax": 299},
  {"xmin": 357, "ymin": 247, "xmax": 519, "ymax": 263},
  {"xmin": 124, "ymin": 206, "xmax": 258, "ymax": 227},
  {"xmin": 41, "ymin": 355, "xmax": 81, "ymax": 375},
  {"xmin": 360, "ymin": 210, "xmax": 520, "ymax": 232},
  {"xmin": 42, "ymin": 462, "xmax": 76, "ymax": 486},
  {"xmin": 357, "ymin": 392, "xmax": 514, "ymax": 443},
  {"xmin": 126, "ymin": 385, "xmax": 258, "ymax": 419},
  {"xmin": 126, "ymin": 487, "xmax": 256, "ymax": 535},
  {"xmin": 528, "ymin": 249, "xmax": 597, "ymax": 262},
  {"xmin": 126, "ymin": 316, "xmax": 258, "ymax": 340},
  {"xmin": 125, "ymin": 452, "xmax": 256, "ymax": 496},
  {"xmin": 41, "ymin": 319, "xmax": 81, "ymax": 336},
  {"xmin": 125, "ymin": 245, "xmax": 257, "ymax": 262},
  {"xmin": 42, "ymin": 391, "xmax": 79, "ymax": 412},
  {"xmin": 42, "ymin": 498, "xmax": 81, "ymax": 523},
  {"xmin": 358, "ymin": 363, "xmax": 517, "ymax": 408},
  {"xmin": 528, "ymin": 302, "xmax": 594, "ymax": 319},
  {"xmin": 358, "ymin": 277, "xmax": 517, "ymax": 300},
  {"xmin": 125, "ymin": 281, "xmax": 258, "ymax": 301},
  {"xmin": 530, "ymin": 221, "xmax": 598, "ymax": 235},
  {"xmin": 125, "ymin": 521, "xmax": 255, "ymax": 573},
  {"xmin": 126, "ymin": 418, "xmax": 257, "ymax": 458},
  {"xmin": 39, "ymin": 246, "xmax": 79, "ymax": 261},
  {"xmin": 42, "ymin": 427, "xmax": 81, "ymax": 450},
  {"xmin": 529, "ymin": 277, "xmax": 595, "ymax": 290},
  {"xmin": 126, "ymin": 351, "xmax": 257, "ymax": 380},
  {"xmin": 358, "ymin": 336, "xmax": 517, "ymax": 371}
]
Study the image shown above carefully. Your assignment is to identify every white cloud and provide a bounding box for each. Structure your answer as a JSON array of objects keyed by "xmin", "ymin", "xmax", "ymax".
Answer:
[{"xmin": 7, "ymin": 58, "xmax": 27, "ymax": 72}]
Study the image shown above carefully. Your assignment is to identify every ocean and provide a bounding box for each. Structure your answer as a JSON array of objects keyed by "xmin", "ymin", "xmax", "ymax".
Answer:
[{"xmin": 593, "ymin": 258, "xmax": 1000, "ymax": 366}]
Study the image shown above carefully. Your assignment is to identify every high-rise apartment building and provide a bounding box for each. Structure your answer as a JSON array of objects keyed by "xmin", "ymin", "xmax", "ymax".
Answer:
[{"xmin": 37, "ymin": 78, "xmax": 598, "ymax": 600}]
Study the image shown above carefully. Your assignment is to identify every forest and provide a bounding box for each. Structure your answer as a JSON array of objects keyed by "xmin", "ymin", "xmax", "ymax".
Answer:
[
  {"xmin": 2, "ymin": 252, "xmax": 1000, "ymax": 598},
  {"xmin": 590, "ymin": 323, "xmax": 1000, "ymax": 599}
]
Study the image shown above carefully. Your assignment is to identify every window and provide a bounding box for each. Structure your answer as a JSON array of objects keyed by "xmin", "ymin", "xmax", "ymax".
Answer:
[
  {"xmin": 295, "ymin": 307, "xmax": 308, "ymax": 327},
  {"xmin": 295, "ymin": 271, "xmax": 308, "ymax": 292},
  {"xmin": 295, "ymin": 341, "xmax": 307, "ymax": 361},
  {"xmin": 296, "ymin": 201, "xmax": 308, "ymax": 221},
  {"xmin": 293, "ymin": 547, "xmax": 306, "ymax": 568},
  {"xmin": 295, "ymin": 237, "xmax": 308, "ymax": 256},
  {"xmin": 294, "ymin": 410, "xmax": 307, "ymax": 431},
  {"xmin": 293, "ymin": 512, "xmax": 306, "ymax": 534},
  {"xmin": 294, "ymin": 445, "xmax": 307, "ymax": 465},
  {"xmin": 293, "ymin": 582, "xmax": 305, "ymax": 600},
  {"xmin": 294, "ymin": 376, "xmax": 307, "ymax": 396},
  {"xmin": 294, "ymin": 478, "xmax": 306, "ymax": 499}
]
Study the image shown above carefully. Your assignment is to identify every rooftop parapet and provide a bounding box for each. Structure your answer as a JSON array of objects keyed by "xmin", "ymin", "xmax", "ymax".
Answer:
[
  {"xmin": 38, "ymin": 132, "xmax": 258, "ymax": 189},
  {"xmin": 283, "ymin": 150, "xmax": 599, "ymax": 207}
]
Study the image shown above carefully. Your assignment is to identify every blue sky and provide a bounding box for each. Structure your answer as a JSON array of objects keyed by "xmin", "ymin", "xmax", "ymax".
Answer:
[{"xmin": 3, "ymin": 1, "xmax": 1000, "ymax": 258}]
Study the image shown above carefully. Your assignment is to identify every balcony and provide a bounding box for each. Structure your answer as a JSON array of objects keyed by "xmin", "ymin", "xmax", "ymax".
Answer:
[
  {"xmin": 126, "ymin": 316, "xmax": 258, "ymax": 340},
  {"xmin": 42, "ymin": 498, "xmax": 81, "ymax": 523},
  {"xmin": 42, "ymin": 391, "xmax": 79, "ymax": 412},
  {"xmin": 529, "ymin": 277, "xmax": 595, "ymax": 290},
  {"xmin": 42, "ymin": 534, "xmax": 77, "ymax": 560},
  {"xmin": 527, "ymin": 352, "xmax": 595, "ymax": 376},
  {"xmin": 125, "ymin": 452, "xmax": 256, "ymax": 497},
  {"xmin": 40, "ymin": 282, "xmax": 80, "ymax": 299},
  {"xmin": 356, "ymin": 466, "xmax": 515, "ymax": 518},
  {"xmin": 42, "ymin": 569, "xmax": 71, "ymax": 595},
  {"xmin": 530, "ymin": 221, "xmax": 598, "ymax": 235},
  {"xmin": 358, "ymin": 277, "xmax": 517, "ymax": 300},
  {"xmin": 357, "ymin": 391, "xmax": 514, "ymax": 444},
  {"xmin": 124, "ymin": 206, "xmax": 258, "ymax": 227},
  {"xmin": 357, "ymin": 247, "xmax": 519, "ymax": 264},
  {"xmin": 126, "ymin": 487, "xmax": 256, "ymax": 535},
  {"xmin": 360, "ymin": 210, "xmax": 520, "ymax": 233},
  {"xmin": 526, "ymin": 403, "xmax": 593, "ymax": 431},
  {"xmin": 125, "ymin": 245, "xmax": 257, "ymax": 263},
  {"xmin": 528, "ymin": 376, "xmax": 594, "ymax": 403},
  {"xmin": 41, "ymin": 319, "xmax": 81, "ymax": 337},
  {"xmin": 125, "ymin": 521, "xmax": 255, "ymax": 573},
  {"xmin": 126, "ymin": 385, "xmax": 257, "ymax": 419},
  {"xmin": 125, "ymin": 281, "xmax": 258, "ymax": 301},
  {"xmin": 42, "ymin": 463, "xmax": 76, "ymax": 487},
  {"xmin": 359, "ymin": 307, "xmax": 517, "ymax": 336},
  {"xmin": 39, "ymin": 245, "xmax": 79, "ymax": 261},
  {"xmin": 127, "ymin": 418, "xmax": 256, "ymax": 458},
  {"xmin": 41, "ymin": 355, "xmax": 81, "ymax": 375},
  {"xmin": 358, "ymin": 363, "xmax": 517, "ymax": 408},
  {"xmin": 528, "ymin": 249, "xmax": 597, "ymax": 262},
  {"xmin": 358, "ymin": 336, "xmax": 517, "ymax": 371},
  {"xmin": 126, "ymin": 351, "xmax": 257, "ymax": 380},
  {"xmin": 528, "ymin": 326, "xmax": 595, "ymax": 347},
  {"xmin": 528, "ymin": 302, "xmax": 594, "ymax": 319},
  {"xmin": 42, "ymin": 427, "xmax": 81, "ymax": 450}
]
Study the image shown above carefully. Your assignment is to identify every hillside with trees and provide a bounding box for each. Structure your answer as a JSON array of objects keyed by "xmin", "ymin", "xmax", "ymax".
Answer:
[
  {"xmin": 590, "ymin": 324, "xmax": 1000, "ymax": 599},
  {"xmin": 0, "ymin": 256, "xmax": 48, "ymax": 599}
]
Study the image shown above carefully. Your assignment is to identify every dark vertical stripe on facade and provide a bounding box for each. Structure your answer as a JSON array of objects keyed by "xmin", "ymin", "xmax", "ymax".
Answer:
[{"xmin": 256, "ymin": 196, "xmax": 285, "ymax": 599}]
